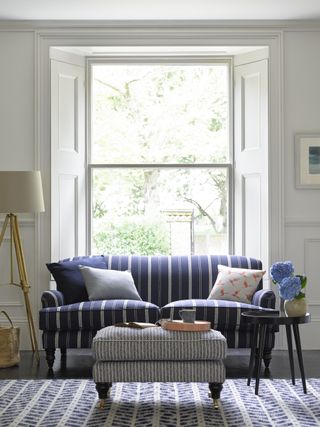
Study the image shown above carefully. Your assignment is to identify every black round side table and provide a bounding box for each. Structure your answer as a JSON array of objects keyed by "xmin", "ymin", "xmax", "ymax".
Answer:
[{"xmin": 242, "ymin": 311, "xmax": 311, "ymax": 396}]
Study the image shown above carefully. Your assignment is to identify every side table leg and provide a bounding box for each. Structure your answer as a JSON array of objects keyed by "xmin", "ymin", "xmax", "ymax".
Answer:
[
  {"xmin": 247, "ymin": 324, "xmax": 259, "ymax": 386},
  {"xmin": 292, "ymin": 324, "xmax": 307, "ymax": 394},
  {"xmin": 285, "ymin": 325, "xmax": 295, "ymax": 385},
  {"xmin": 255, "ymin": 324, "xmax": 267, "ymax": 396}
]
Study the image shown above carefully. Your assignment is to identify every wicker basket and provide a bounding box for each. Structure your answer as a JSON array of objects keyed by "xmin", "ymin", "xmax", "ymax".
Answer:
[{"xmin": 0, "ymin": 311, "xmax": 20, "ymax": 368}]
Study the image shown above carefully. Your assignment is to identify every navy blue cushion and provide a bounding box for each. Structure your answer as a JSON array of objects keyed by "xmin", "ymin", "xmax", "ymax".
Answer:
[{"xmin": 46, "ymin": 256, "xmax": 107, "ymax": 304}]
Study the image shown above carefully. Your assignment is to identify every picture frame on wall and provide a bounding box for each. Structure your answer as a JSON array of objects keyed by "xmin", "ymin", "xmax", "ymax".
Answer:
[{"xmin": 295, "ymin": 134, "xmax": 320, "ymax": 189}]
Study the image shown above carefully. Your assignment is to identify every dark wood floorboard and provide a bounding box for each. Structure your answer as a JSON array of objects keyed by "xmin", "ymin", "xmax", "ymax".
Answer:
[{"xmin": 0, "ymin": 349, "xmax": 319, "ymax": 380}]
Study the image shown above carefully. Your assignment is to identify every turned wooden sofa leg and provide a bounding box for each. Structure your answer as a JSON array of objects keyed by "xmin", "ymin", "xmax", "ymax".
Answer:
[
  {"xmin": 96, "ymin": 382, "xmax": 112, "ymax": 409},
  {"xmin": 263, "ymin": 349, "xmax": 272, "ymax": 369},
  {"xmin": 209, "ymin": 382, "xmax": 223, "ymax": 409},
  {"xmin": 45, "ymin": 349, "xmax": 55, "ymax": 370}
]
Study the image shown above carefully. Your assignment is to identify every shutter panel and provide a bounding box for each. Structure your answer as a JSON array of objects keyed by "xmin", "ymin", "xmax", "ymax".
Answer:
[
  {"xmin": 51, "ymin": 56, "xmax": 86, "ymax": 261},
  {"xmin": 234, "ymin": 57, "xmax": 269, "ymax": 268}
]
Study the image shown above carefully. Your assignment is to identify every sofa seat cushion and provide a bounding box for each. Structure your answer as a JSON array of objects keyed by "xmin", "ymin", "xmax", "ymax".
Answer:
[
  {"xmin": 161, "ymin": 299, "xmax": 275, "ymax": 332},
  {"xmin": 39, "ymin": 300, "xmax": 160, "ymax": 332}
]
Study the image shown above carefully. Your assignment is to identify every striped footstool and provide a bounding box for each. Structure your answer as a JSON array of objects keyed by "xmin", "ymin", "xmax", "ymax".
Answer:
[{"xmin": 92, "ymin": 325, "xmax": 227, "ymax": 409}]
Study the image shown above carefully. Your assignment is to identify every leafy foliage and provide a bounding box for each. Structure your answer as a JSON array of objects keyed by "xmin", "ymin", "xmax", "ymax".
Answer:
[
  {"xmin": 93, "ymin": 218, "xmax": 170, "ymax": 255},
  {"xmin": 91, "ymin": 64, "xmax": 229, "ymax": 255}
]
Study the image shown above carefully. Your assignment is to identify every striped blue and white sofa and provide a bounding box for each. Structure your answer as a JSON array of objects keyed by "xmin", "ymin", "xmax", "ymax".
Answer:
[{"xmin": 40, "ymin": 255, "xmax": 276, "ymax": 369}]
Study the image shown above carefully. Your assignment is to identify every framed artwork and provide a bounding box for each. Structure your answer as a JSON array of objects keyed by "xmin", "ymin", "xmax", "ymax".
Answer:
[{"xmin": 295, "ymin": 134, "xmax": 320, "ymax": 189}]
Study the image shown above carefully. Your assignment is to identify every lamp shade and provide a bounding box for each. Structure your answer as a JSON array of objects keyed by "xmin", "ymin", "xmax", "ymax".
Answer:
[{"xmin": 0, "ymin": 171, "xmax": 45, "ymax": 213}]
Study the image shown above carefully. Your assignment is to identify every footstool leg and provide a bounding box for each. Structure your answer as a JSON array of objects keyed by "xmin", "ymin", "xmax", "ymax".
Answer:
[
  {"xmin": 209, "ymin": 383, "xmax": 223, "ymax": 409},
  {"xmin": 96, "ymin": 382, "xmax": 112, "ymax": 409}
]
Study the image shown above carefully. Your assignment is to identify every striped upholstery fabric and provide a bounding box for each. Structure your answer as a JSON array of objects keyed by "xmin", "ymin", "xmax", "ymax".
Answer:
[
  {"xmin": 93, "ymin": 360, "xmax": 226, "ymax": 383},
  {"xmin": 219, "ymin": 327, "xmax": 275, "ymax": 349},
  {"xmin": 103, "ymin": 255, "xmax": 263, "ymax": 307},
  {"xmin": 42, "ymin": 330, "xmax": 97, "ymax": 350},
  {"xmin": 92, "ymin": 326, "xmax": 226, "ymax": 361},
  {"xmin": 42, "ymin": 326, "xmax": 274, "ymax": 351},
  {"xmin": 40, "ymin": 254, "xmax": 276, "ymax": 353},
  {"xmin": 41, "ymin": 290, "xmax": 65, "ymax": 308},
  {"xmin": 39, "ymin": 300, "xmax": 160, "ymax": 331},
  {"xmin": 252, "ymin": 289, "xmax": 276, "ymax": 308},
  {"xmin": 92, "ymin": 326, "xmax": 226, "ymax": 385},
  {"xmin": 161, "ymin": 299, "xmax": 273, "ymax": 331},
  {"xmin": 160, "ymin": 299, "xmax": 276, "ymax": 349}
]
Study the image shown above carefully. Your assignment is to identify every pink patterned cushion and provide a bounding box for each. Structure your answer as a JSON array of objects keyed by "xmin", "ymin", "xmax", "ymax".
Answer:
[{"xmin": 207, "ymin": 265, "xmax": 265, "ymax": 303}]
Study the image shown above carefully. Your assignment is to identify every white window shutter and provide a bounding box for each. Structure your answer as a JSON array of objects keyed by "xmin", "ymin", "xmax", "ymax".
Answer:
[
  {"xmin": 234, "ymin": 56, "xmax": 269, "ymax": 269},
  {"xmin": 50, "ymin": 55, "xmax": 86, "ymax": 261}
]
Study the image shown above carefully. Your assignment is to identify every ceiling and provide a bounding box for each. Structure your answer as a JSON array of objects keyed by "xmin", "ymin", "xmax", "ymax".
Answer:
[{"xmin": 1, "ymin": 0, "xmax": 320, "ymax": 21}]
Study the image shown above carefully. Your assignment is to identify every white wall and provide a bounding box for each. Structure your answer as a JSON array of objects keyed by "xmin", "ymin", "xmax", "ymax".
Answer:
[
  {"xmin": 0, "ymin": 30, "xmax": 37, "ymax": 349},
  {"xmin": 283, "ymin": 30, "xmax": 320, "ymax": 349},
  {"xmin": 0, "ymin": 31, "xmax": 34, "ymax": 166},
  {"xmin": 0, "ymin": 23, "xmax": 320, "ymax": 349}
]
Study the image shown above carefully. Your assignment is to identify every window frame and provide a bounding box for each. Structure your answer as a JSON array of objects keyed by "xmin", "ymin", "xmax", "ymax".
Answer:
[{"xmin": 86, "ymin": 56, "xmax": 234, "ymax": 255}]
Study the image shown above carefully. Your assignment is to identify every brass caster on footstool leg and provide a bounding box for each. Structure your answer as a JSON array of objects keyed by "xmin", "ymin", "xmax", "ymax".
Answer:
[
  {"xmin": 209, "ymin": 382, "xmax": 223, "ymax": 410},
  {"xmin": 95, "ymin": 382, "xmax": 112, "ymax": 408},
  {"xmin": 97, "ymin": 399, "xmax": 106, "ymax": 409}
]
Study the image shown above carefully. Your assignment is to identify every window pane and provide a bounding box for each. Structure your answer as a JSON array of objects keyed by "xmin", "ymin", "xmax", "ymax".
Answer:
[
  {"xmin": 91, "ymin": 64, "xmax": 229, "ymax": 164},
  {"xmin": 91, "ymin": 167, "xmax": 228, "ymax": 255}
]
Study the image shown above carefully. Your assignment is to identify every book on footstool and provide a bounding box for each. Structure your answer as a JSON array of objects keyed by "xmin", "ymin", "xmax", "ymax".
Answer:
[{"xmin": 114, "ymin": 322, "xmax": 158, "ymax": 329}]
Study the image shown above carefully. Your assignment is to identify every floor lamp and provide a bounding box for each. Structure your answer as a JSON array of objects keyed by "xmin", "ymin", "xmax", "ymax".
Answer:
[{"xmin": 0, "ymin": 171, "xmax": 45, "ymax": 363}]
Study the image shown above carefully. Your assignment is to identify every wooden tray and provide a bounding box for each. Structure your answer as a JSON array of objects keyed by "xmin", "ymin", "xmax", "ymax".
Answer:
[{"xmin": 161, "ymin": 320, "xmax": 211, "ymax": 332}]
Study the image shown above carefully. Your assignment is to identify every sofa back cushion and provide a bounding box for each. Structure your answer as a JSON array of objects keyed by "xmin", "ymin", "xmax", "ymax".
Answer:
[
  {"xmin": 79, "ymin": 266, "xmax": 142, "ymax": 301},
  {"xmin": 207, "ymin": 264, "xmax": 266, "ymax": 303},
  {"xmin": 47, "ymin": 256, "xmax": 106, "ymax": 304},
  {"xmin": 104, "ymin": 255, "xmax": 263, "ymax": 307}
]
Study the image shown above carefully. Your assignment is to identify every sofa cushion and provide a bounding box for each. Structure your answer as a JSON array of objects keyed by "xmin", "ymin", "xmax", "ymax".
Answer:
[
  {"xmin": 103, "ymin": 255, "xmax": 264, "ymax": 307},
  {"xmin": 39, "ymin": 300, "xmax": 160, "ymax": 331},
  {"xmin": 161, "ymin": 299, "xmax": 271, "ymax": 332},
  {"xmin": 79, "ymin": 266, "xmax": 142, "ymax": 301},
  {"xmin": 207, "ymin": 265, "xmax": 265, "ymax": 304},
  {"xmin": 46, "ymin": 256, "xmax": 106, "ymax": 304}
]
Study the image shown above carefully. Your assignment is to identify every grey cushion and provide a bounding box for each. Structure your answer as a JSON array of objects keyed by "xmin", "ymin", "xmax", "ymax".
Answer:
[{"xmin": 79, "ymin": 266, "xmax": 142, "ymax": 301}]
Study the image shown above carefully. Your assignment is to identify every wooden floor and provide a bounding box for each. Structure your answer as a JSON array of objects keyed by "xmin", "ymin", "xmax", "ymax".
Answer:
[{"xmin": 0, "ymin": 349, "xmax": 319, "ymax": 380}]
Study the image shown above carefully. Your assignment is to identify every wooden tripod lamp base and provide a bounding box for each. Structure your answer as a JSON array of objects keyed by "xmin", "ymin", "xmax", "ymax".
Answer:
[
  {"xmin": 0, "ymin": 171, "xmax": 45, "ymax": 364},
  {"xmin": 0, "ymin": 214, "xmax": 40, "ymax": 362}
]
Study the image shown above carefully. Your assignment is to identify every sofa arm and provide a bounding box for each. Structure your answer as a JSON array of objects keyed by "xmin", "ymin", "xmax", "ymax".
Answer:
[
  {"xmin": 252, "ymin": 289, "xmax": 276, "ymax": 309},
  {"xmin": 41, "ymin": 290, "xmax": 65, "ymax": 308}
]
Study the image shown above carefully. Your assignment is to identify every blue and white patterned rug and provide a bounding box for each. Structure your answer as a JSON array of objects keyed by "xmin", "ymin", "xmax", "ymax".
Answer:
[{"xmin": 0, "ymin": 379, "xmax": 319, "ymax": 426}]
